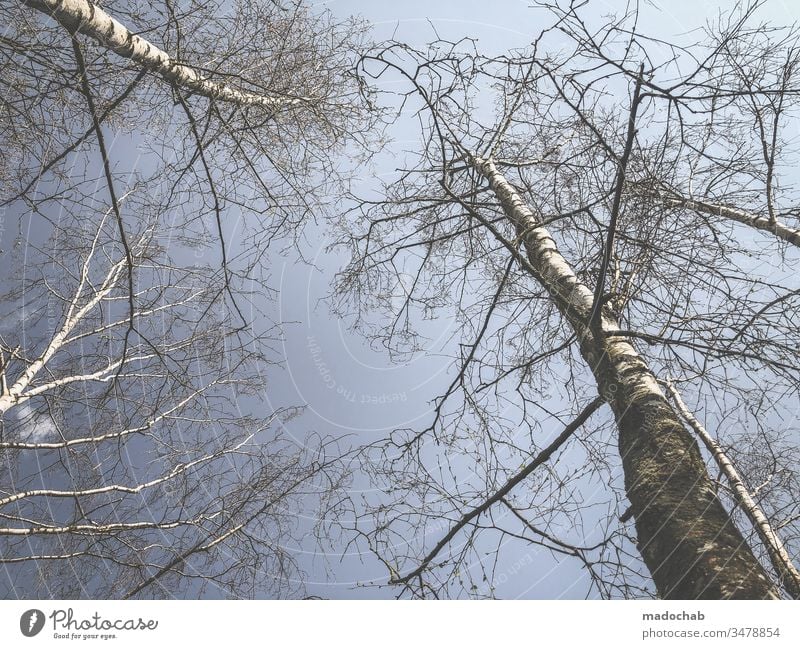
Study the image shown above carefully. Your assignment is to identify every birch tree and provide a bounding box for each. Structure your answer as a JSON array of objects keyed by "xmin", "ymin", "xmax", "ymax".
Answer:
[
  {"xmin": 337, "ymin": 2, "xmax": 800, "ymax": 599},
  {"xmin": 0, "ymin": 0, "xmax": 374, "ymax": 597}
]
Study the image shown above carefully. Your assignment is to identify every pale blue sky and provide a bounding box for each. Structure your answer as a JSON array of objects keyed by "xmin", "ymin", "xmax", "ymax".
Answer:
[
  {"xmin": 3, "ymin": 0, "xmax": 798, "ymax": 600},
  {"xmin": 266, "ymin": 0, "xmax": 800, "ymax": 599}
]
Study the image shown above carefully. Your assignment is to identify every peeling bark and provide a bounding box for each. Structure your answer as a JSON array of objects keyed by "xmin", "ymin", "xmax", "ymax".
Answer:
[{"xmin": 473, "ymin": 155, "xmax": 780, "ymax": 599}]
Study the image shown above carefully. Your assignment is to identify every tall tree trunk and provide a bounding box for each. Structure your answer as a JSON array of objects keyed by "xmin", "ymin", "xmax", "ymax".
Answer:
[
  {"xmin": 472, "ymin": 155, "xmax": 780, "ymax": 599},
  {"xmin": 20, "ymin": 0, "xmax": 307, "ymax": 111}
]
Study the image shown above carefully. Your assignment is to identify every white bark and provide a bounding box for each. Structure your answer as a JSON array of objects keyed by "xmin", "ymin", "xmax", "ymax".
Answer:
[
  {"xmin": 665, "ymin": 379, "xmax": 800, "ymax": 599},
  {"xmin": 0, "ymin": 435, "xmax": 251, "ymax": 508},
  {"xmin": 0, "ymin": 516, "xmax": 213, "ymax": 536},
  {"xmin": 20, "ymin": 0, "xmax": 309, "ymax": 111},
  {"xmin": 0, "ymin": 256, "xmax": 125, "ymax": 414},
  {"xmin": 651, "ymin": 193, "xmax": 800, "ymax": 248},
  {"xmin": 0, "ymin": 383, "xmax": 217, "ymax": 449},
  {"xmin": 471, "ymin": 154, "xmax": 780, "ymax": 599},
  {"xmin": 472, "ymin": 157, "xmax": 634, "ymax": 343}
]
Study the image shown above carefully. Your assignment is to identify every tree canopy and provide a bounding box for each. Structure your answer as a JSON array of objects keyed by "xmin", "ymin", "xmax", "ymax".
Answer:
[{"xmin": 1, "ymin": 0, "xmax": 798, "ymax": 600}]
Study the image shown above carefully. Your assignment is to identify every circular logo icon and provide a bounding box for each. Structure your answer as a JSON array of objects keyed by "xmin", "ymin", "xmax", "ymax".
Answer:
[{"xmin": 20, "ymin": 609, "xmax": 45, "ymax": 637}]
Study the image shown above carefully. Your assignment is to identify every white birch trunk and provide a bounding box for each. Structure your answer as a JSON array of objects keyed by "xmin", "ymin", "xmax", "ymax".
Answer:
[
  {"xmin": 472, "ymin": 155, "xmax": 780, "ymax": 599},
  {"xmin": 654, "ymin": 194, "xmax": 800, "ymax": 248},
  {"xmin": 20, "ymin": 0, "xmax": 308, "ymax": 111}
]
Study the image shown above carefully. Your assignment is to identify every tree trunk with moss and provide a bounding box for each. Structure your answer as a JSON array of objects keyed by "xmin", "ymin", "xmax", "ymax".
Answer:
[{"xmin": 473, "ymin": 155, "xmax": 780, "ymax": 599}]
